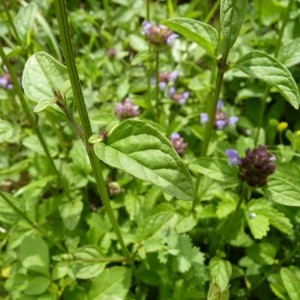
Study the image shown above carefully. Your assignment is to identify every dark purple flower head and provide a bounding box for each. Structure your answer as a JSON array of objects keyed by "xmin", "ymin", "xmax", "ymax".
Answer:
[
  {"xmin": 142, "ymin": 20, "xmax": 178, "ymax": 46},
  {"xmin": 227, "ymin": 145, "xmax": 276, "ymax": 188},
  {"xmin": 107, "ymin": 48, "xmax": 117, "ymax": 59},
  {"xmin": 115, "ymin": 97, "xmax": 140, "ymax": 120},
  {"xmin": 170, "ymin": 133, "xmax": 188, "ymax": 157},
  {"xmin": 169, "ymin": 87, "xmax": 189, "ymax": 105}
]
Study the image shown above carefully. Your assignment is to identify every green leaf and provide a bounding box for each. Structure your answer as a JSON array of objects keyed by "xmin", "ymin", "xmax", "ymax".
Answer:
[
  {"xmin": 209, "ymin": 257, "xmax": 232, "ymax": 291},
  {"xmin": 0, "ymin": 192, "xmax": 21, "ymax": 224},
  {"xmin": 93, "ymin": 119, "xmax": 195, "ymax": 200},
  {"xmin": 0, "ymin": 119, "xmax": 20, "ymax": 143},
  {"xmin": 221, "ymin": 0, "xmax": 247, "ymax": 48},
  {"xmin": 247, "ymin": 199, "xmax": 293, "ymax": 236},
  {"xmin": 269, "ymin": 274, "xmax": 289, "ymax": 300},
  {"xmin": 280, "ymin": 267, "xmax": 300, "ymax": 300},
  {"xmin": 59, "ymin": 198, "xmax": 83, "ymax": 231},
  {"xmin": 188, "ymin": 158, "xmax": 239, "ymax": 183},
  {"xmin": 246, "ymin": 241, "xmax": 277, "ymax": 265},
  {"xmin": 19, "ymin": 235, "xmax": 49, "ymax": 276},
  {"xmin": 235, "ymin": 50, "xmax": 300, "ymax": 109},
  {"xmin": 247, "ymin": 213, "xmax": 270, "ymax": 239},
  {"xmin": 136, "ymin": 211, "xmax": 177, "ymax": 241},
  {"xmin": 207, "ymin": 281, "xmax": 230, "ymax": 300},
  {"xmin": 23, "ymin": 276, "xmax": 51, "ymax": 296},
  {"xmin": 14, "ymin": 2, "xmax": 38, "ymax": 42},
  {"xmin": 89, "ymin": 267, "xmax": 131, "ymax": 300},
  {"xmin": 267, "ymin": 171, "xmax": 300, "ymax": 206},
  {"xmin": 22, "ymin": 52, "xmax": 69, "ymax": 106},
  {"xmin": 162, "ymin": 18, "xmax": 218, "ymax": 57},
  {"xmin": 278, "ymin": 37, "xmax": 300, "ymax": 68}
]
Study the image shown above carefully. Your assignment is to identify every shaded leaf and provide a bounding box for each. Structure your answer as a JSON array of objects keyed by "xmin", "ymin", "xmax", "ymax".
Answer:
[
  {"xmin": 162, "ymin": 18, "xmax": 218, "ymax": 56},
  {"xmin": 59, "ymin": 198, "xmax": 83, "ymax": 231},
  {"xmin": 23, "ymin": 276, "xmax": 51, "ymax": 296},
  {"xmin": 89, "ymin": 267, "xmax": 131, "ymax": 300},
  {"xmin": 209, "ymin": 257, "xmax": 232, "ymax": 291},
  {"xmin": 94, "ymin": 119, "xmax": 195, "ymax": 200},
  {"xmin": 0, "ymin": 119, "xmax": 20, "ymax": 143},
  {"xmin": 246, "ymin": 241, "xmax": 277, "ymax": 265},
  {"xmin": 280, "ymin": 267, "xmax": 300, "ymax": 300},
  {"xmin": 221, "ymin": 0, "xmax": 247, "ymax": 48},
  {"xmin": 235, "ymin": 50, "xmax": 300, "ymax": 109}
]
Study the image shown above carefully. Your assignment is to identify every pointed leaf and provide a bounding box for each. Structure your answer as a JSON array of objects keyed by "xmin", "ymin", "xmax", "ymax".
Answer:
[
  {"xmin": 278, "ymin": 37, "xmax": 300, "ymax": 68},
  {"xmin": 280, "ymin": 267, "xmax": 300, "ymax": 300},
  {"xmin": 22, "ymin": 52, "xmax": 69, "ymax": 106},
  {"xmin": 235, "ymin": 50, "xmax": 300, "ymax": 109},
  {"xmin": 267, "ymin": 171, "xmax": 300, "ymax": 206},
  {"xmin": 89, "ymin": 267, "xmax": 131, "ymax": 300},
  {"xmin": 14, "ymin": 2, "xmax": 38, "ymax": 42},
  {"xmin": 188, "ymin": 158, "xmax": 239, "ymax": 183},
  {"xmin": 221, "ymin": 0, "xmax": 247, "ymax": 48},
  {"xmin": 162, "ymin": 18, "xmax": 218, "ymax": 57},
  {"xmin": 19, "ymin": 235, "xmax": 49, "ymax": 276},
  {"xmin": 209, "ymin": 257, "xmax": 232, "ymax": 291},
  {"xmin": 93, "ymin": 119, "xmax": 195, "ymax": 200}
]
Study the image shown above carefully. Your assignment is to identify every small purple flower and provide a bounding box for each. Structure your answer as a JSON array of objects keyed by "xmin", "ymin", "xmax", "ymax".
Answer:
[
  {"xmin": 157, "ymin": 71, "xmax": 179, "ymax": 91},
  {"xmin": 142, "ymin": 20, "xmax": 178, "ymax": 47},
  {"xmin": 0, "ymin": 66, "xmax": 13, "ymax": 89},
  {"xmin": 216, "ymin": 119, "xmax": 227, "ymax": 130},
  {"xmin": 228, "ymin": 116, "xmax": 239, "ymax": 125},
  {"xmin": 200, "ymin": 113, "xmax": 209, "ymax": 124},
  {"xmin": 225, "ymin": 149, "xmax": 241, "ymax": 166},
  {"xmin": 217, "ymin": 100, "xmax": 224, "ymax": 110},
  {"xmin": 170, "ymin": 133, "xmax": 188, "ymax": 157},
  {"xmin": 115, "ymin": 97, "xmax": 140, "ymax": 120},
  {"xmin": 169, "ymin": 87, "xmax": 189, "ymax": 105}
]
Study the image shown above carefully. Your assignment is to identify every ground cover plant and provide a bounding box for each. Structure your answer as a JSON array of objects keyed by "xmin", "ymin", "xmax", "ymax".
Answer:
[{"xmin": 1, "ymin": 0, "xmax": 300, "ymax": 299}]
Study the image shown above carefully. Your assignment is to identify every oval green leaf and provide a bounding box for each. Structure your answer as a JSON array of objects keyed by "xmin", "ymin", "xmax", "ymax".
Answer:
[
  {"xmin": 93, "ymin": 119, "xmax": 195, "ymax": 200},
  {"xmin": 22, "ymin": 52, "xmax": 69, "ymax": 104},
  {"xmin": 162, "ymin": 18, "xmax": 218, "ymax": 57},
  {"xmin": 221, "ymin": 0, "xmax": 247, "ymax": 48},
  {"xmin": 280, "ymin": 267, "xmax": 300, "ymax": 300},
  {"xmin": 235, "ymin": 50, "xmax": 300, "ymax": 109}
]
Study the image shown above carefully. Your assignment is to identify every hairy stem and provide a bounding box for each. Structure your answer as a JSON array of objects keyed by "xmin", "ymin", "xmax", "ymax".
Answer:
[{"xmin": 53, "ymin": 0, "xmax": 133, "ymax": 266}]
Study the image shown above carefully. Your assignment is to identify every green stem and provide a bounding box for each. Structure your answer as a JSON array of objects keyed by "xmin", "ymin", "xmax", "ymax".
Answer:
[
  {"xmin": 167, "ymin": 0, "xmax": 174, "ymax": 18},
  {"xmin": 204, "ymin": 0, "xmax": 221, "ymax": 24},
  {"xmin": 53, "ymin": 0, "xmax": 133, "ymax": 266},
  {"xmin": 201, "ymin": 44, "xmax": 229, "ymax": 157},
  {"xmin": 146, "ymin": 0, "xmax": 150, "ymax": 20},
  {"xmin": 155, "ymin": 50, "xmax": 160, "ymax": 119},
  {"xmin": 0, "ymin": 191, "xmax": 66, "ymax": 251},
  {"xmin": 0, "ymin": 46, "xmax": 71, "ymax": 202},
  {"xmin": 2, "ymin": 0, "xmax": 22, "ymax": 45},
  {"xmin": 254, "ymin": 0, "xmax": 294, "ymax": 146},
  {"xmin": 218, "ymin": 185, "xmax": 250, "ymax": 253}
]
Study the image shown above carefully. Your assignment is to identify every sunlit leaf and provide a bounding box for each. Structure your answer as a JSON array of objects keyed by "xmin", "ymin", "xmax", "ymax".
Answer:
[
  {"xmin": 162, "ymin": 18, "xmax": 218, "ymax": 57},
  {"xmin": 209, "ymin": 257, "xmax": 232, "ymax": 291},
  {"xmin": 93, "ymin": 119, "xmax": 195, "ymax": 200},
  {"xmin": 235, "ymin": 50, "xmax": 300, "ymax": 109},
  {"xmin": 280, "ymin": 267, "xmax": 300, "ymax": 300}
]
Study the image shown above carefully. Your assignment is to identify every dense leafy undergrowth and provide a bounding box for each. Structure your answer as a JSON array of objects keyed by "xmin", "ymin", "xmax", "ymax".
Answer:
[{"xmin": 1, "ymin": 0, "xmax": 300, "ymax": 299}]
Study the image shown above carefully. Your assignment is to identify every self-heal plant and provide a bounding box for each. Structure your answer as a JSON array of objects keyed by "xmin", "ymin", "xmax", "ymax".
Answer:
[
  {"xmin": 200, "ymin": 100, "xmax": 238, "ymax": 129},
  {"xmin": 169, "ymin": 87, "xmax": 189, "ymax": 105},
  {"xmin": 170, "ymin": 133, "xmax": 188, "ymax": 157},
  {"xmin": 115, "ymin": 97, "xmax": 140, "ymax": 120},
  {"xmin": 156, "ymin": 70, "xmax": 179, "ymax": 90}
]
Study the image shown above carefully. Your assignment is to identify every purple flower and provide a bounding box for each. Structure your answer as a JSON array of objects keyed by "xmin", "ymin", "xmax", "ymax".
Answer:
[
  {"xmin": 170, "ymin": 133, "xmax": 188, "ymax": 157},
  {"xmin": 142, "ymin": 20, "xmax": 178, "ymax": 46},
  {"xmin": 157, "ymin": 71, "xmax": 179, "ymax": 91},
  {"xmin": 217, "ymin": 100, "xmax": 224, "ymax": 110},
  {"xmin": 226, "ymin": 149, "xmax": 241, "ymax": 166},
  {"xmin": 0, "ymin": 66, "xmax": 13, "ymax": 89},
  {"xmin": 228, "ymin": 116, "xmax": 239, "ymax": 125},
  {"xmin": 216, "ymin": 119, "xmax": 227, "ymax": 130},
  {"xmin": 115, "ymin": 97, "xmax": 140, "ymax": 120},
  {"xmin": 200, "ymin": 113, "xmax": 209, "ymax": 124},
  {"xmin": 169, "ymin": 87, "xmax": 189, "ymax": 105}
]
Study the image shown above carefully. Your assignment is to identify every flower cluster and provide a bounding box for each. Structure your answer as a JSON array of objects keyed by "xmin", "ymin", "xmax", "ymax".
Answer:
[
  {"xmin": 0, "ymin": 66, "xmax": 13, "ymax": 89},
  {"xmin": 169, "ymin": 87, "xmax": 189, "ymax": 105},
  {"xmin": 157, "ymin": 71, "xmax": 179, "ymax": 91},
  {"xmin": 226, "ymin": 145, "xmax": 276, "ymax": 187},
  {"xmin": 143, "ymin": 21, "xmax": 178, "ymax": 46},
  {"xmin": 170, "ymin": 133, "xmax": 188, "ymax": 157},
  {"xmin": 115, "ymin": 97, "xmax": 140, "ymax": 120},
  {"xmin": 200, "ymin": 100, "xmax": 238, "ymax": 129}
]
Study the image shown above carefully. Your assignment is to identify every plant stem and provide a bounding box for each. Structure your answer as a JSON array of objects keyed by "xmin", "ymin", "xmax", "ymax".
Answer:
[
  {"xmin": 201, "ymin": 44, "xmax": 229, "ymax": 157},
  {"xmin": 218, "ymin": 185, "xmax": 250, "ymax": 253},
  {"xmin": 254, "ymin": 0, "xmax": 294, "ymax": 146},
  {"xmin": 2, "ymin": 0, "xmax": 22, "ymax": 45},
  {"xmin": 204, "ymin": 0, "xmax": 221, "ymax": 24},
  {"xmin": 53, "ymin": 0, "xmax": 133, "ymax": 266},
  {"xmin": 155, "ymin": 50, "xmax": 160, "ymax": 119},
  {"xmin": 0, "ymin": 45, "xmax": 72, "ymax": 202}
]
